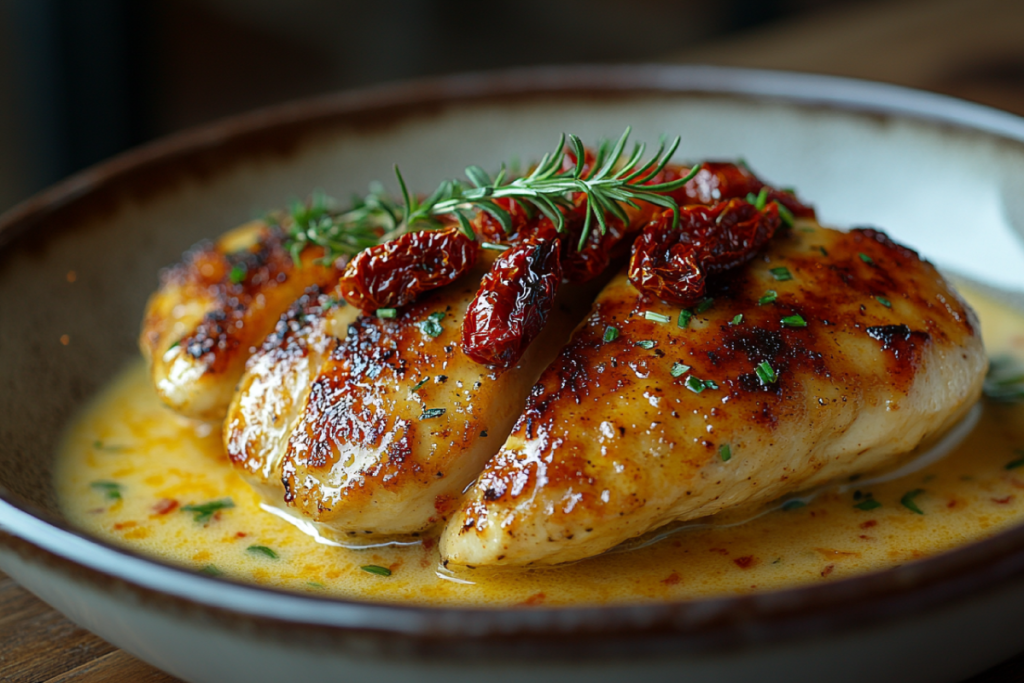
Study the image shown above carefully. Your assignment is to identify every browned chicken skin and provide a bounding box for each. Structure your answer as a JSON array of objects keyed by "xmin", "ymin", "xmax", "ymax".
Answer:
[
  {"xmin": 224, "ymin": 251, "xmax": 603, "ymax": 540},
  {"xmin": 140, "ymin": 221, "xmax": 341, "ymax": 420},
  {"xmin": 440, "ymin": 221, "xmax": 986, "ymax": 566}
]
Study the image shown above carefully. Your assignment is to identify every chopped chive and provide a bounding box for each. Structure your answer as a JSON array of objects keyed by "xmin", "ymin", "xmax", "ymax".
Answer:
[
  {"xmin": 228, "ymin": 264, "xmax": 247, "ymax": 284},
  {"xmin": 875, "ymin": 296, "xmax": 892, "ymax": 308},
  {"xmin": 677, "ymin": 310, "xmax": 693, "ymax": 329},
  {"xmin": 636, "ymin": 340, "xmax": 656, "ymax": 349},
  {"xmin": 758, "ymin": 290, "xmax": 778, "ymax": 306},
  {"xmin": 670, "ymin": 362, "xmax": 691, "ymax": 378},
  {"xmin": 181, "ymin": 498, "xmax": 235, "ymax": 524},
  {"xmin": 754, "ymin": 187, "xmax": 769, "ymax": 210},
  {"xmin": 361, "ymin": 565, "xmax": 392, "ymax": 576},
  {"xmin": 854, "ymin": 498, "xmax": 882, "ymax": 511},
  {"xmin": 770, "ymin": 267, "xmax": 792, "ymax": 281},
  {"xmin": 307, "ymin": 581, "xmax": 326, "ymax": 588},
  {"xmin": 685, "ymin": 376, "xmax": 717, "ymax": 393},
  {"xmin": 859, "ymin": 253, "xmax": 874, "ymax": 264},
  {"xmin": 376, "ymin": 308, "xmax": 397, "ymax": 319},
  {"xmin": 410, "ymin": 378, "xmax": 429, "ymax": 392},
  {"xmin": 1005, "ymin": 455, "xmax": 1024, "ymax": 470},
  {"xmin": 755, "ymin": 360, "xmax": 778, "ymax": 385},
  {"xmin": 781, "ymin": 314, "xmax": 807, "ymax": 328},
  {"xmin": 481, "ymin": 242, "xmax": 508, "ymax": 251},
  {"xmin": 695, "ymin": 298, "xmax": 714, "ymax": 313},
  {"xmin": 247, "ymin": 545, "xmax": 279, "ymax": 559},
  {"xmin": 603, "ymin": 326, "xmax": 619, "ymax": 342},
  {"xmin": 644, "ymin": 311, "xmax": 671, "ymax": 324},
  {"xmin": 901, "ymin": 489, "xmax": 925, "ymax": 514},
  {"xmin": 782, "ymin": 500, "xmax": 806, "ymax": 511},
  {"xmin": 719, "ymin": 444, "xmax": 732, "ymax": 462},
  {"xmin": 776, "ymin": 202, "xmax": 795, "ymax": 227},
  {"xmin": 419, "ymin": 311, "xmax": 445, "ymax": 338},
  {"xmin": 420, "ymin": 408, "xmax": 446, "ymax": 420},
  {"xmin": 818, "ymin": 246, "xmax": 828, "ymax": 257},
  {"xmin": 729, "ymin": 314, "xmax": 743, "ymax": 325},
  {"xmin": 199, "ymin": 564, "xmax": 224, "ymax": 577},
  {"xmin": 92, "ymin": 441, "xmax": 125, "ymax": 452},
  {"xmin": 167, "ymin": 340, "xmax": 181, "ymax": 350},
  {"xmin": 90, "ymin": 481, "xmax": 123, "ymax": 500}
]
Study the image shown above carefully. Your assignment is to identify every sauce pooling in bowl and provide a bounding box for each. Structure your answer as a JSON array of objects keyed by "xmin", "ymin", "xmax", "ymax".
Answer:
[{"xmin": 55, "ymin": 285, "xmax": 1024, "ymax": 607}]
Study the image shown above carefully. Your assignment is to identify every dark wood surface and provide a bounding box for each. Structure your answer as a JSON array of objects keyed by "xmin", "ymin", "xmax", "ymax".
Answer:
[{"xmin": 5, "ymin": 0, "xmax": 1024, "ymax": 680}]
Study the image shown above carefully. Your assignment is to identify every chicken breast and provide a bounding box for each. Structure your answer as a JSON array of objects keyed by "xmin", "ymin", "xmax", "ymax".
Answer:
[
  {"xmin": 441, "ymin": 221, "xmax": 987, "ymax": 566},
  {"xmin": 140, "ymin": 221, "xmax": 340, "ymax": 420},
  {"xmin": 224, "ymin": 250, "xmax": 601, "ymax": 540}
]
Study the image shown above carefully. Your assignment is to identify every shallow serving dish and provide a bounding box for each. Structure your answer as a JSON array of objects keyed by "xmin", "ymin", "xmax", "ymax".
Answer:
[{"xmin": 3, "ymin": 65, "xmax": 1024, "ymax": 683}]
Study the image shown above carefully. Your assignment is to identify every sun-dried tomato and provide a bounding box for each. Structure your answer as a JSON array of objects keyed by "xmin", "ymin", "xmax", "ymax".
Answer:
[
  {"xmin": 337, "ymin": 227, "xmax": 478, "ymax": 312},
  {"xmin": 668, "ymin": 162, "xmax": 815, "ymax": 218},
  {"xmin": 629, "ymin": 199, "xmax": 782, "ymax": 306},
  {"xmin": 462, "ymin": 239, "xmax": 563, "ymax": 368}
]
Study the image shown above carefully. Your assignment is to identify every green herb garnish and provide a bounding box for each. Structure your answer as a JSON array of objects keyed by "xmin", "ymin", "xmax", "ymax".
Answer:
[
  {"xmin": 817, "ymin": 246, "xmax": 828, "ymax": 257},
  {"xmin": 603, "ymin": 326, "xmax": 620, "ymax": 343},
  {"xmin": 670, "ymin": 362, "xmax": 691, "ymax": 378},
  {"xmin": 758, "ymin": 290, "xmax": 778, "ymax": 306},
  {"xmin": 410, "ymin": 378, "xmax": 429, "ymax": 392},
  {"xmin": 729, "ymin": 314, "xmax": 743, "ymax": 325},
  {"xmin": 776, "ymin": 202, "xmax": 795, "ymax": 227},
  {"xmin": 181, "ymin": 498, "xmax": 235, "ymax": 524},
  {"xmin": 281, "ymin": 129, "xmax": 697, "ymax": 262},
  {"xmin": 984, "ymin": 355, "xmax": 1024, "ymax": 403},
  {"xmin": 685, "ymin": 376, "xmax": 717, "ymax": 393},
  {"xmin": 695, "ymin": 298, "xmax": 715, "ymax": 314},
  {"xmin": 854, "ymin": 497, "xmax": 882, "ymax": 511},
  {"xmin": 677, "ymin": 310, "xmax": 693, "ymax": 329},
  {"xmin": 92, "ymin": 441, "xmax": 125, "ymax": 452},
  {"xmin": 228, "ymin": 264, "xmax": 247, "ymax": 284},
  {"xmin": 858, "ymin": 253, "xmax": 874, "ymax": 264},
  {"xmin": 419, "ymin": 311, "xmax": 445, "ymax": 338},
  {"xmin": 875, "ymin": 296, "xmax": 892, "ymax": 308},
  {"xmin": 247, "ymin": 545, "xmax": 279, "ymax": 559},
  {"xmin": 770, "ymin": 267, "xmax": 792, "ymax": 281},
  {"xmin": 1005, "ymin": 453, "xmax": 1024, "ymax": 470},
  {"xmin": 420, "ymin": 408, "xmax": 446, "ymax": 420},
  {"xmin": 781, "ymin": 314, "xmax": 807, "ymax": 328},
  {"xmin": 376, "ymin": 308, "xmax": 397, "ymax": 319},
  {"xmin": 90, "ymin": 481, "xmax": 123, "ymax": 501},
  {"xmin": 755, "ymin": 361, "xmax": 778, "ymax": 385},
  {"xmin": 644, "ymin": 311, "xmax": 670, "ymax": 324},
  {"xmin": 901, "ymin": 489, "xmax": 926, "ymax": 514},
  {"xmin": 781, "ymin": 500, "xmax": 806, "ymax": 511},
  {"xmin": 719, "ymin": 444, "xmax": 732, "ymax": 462},
  {"xmin": 361, "ymin": 565, "xmax": 392, "ymax": 576},
  {"xmin": 199, "ymin": 565, "xmax": 224, "ymax": 577},
  {"xmin": 636, "ymin": 340, "xmax": 656, "ymax": 350}
]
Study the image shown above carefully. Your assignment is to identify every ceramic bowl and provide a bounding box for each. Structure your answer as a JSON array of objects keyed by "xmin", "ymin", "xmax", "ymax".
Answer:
[{"xmin": 3, "ymin": 65, "xmax": 1024, "ymax": 683}]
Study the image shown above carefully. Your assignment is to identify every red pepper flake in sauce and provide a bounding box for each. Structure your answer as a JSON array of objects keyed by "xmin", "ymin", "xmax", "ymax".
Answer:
[
  {"xmin": 661, "ymin": 572, "xmax": 682, "ymax": 585},
  {"xmin": 152, "ymin": 498, "xmax": 179, "ymax": 515},
  {"xmin": 821, "ymin": 564, "xmax": 835, "ymax": 577},
  {"xmin": 992, "ymin": 496, "xmax": 1015, "ymax": 505},
  {"xmin": 733, "ymin": 556, "xmax": 757, "ymax": 569},
  {"xmin": 518, "ymin": 592, "xmax": 547, "ymax": 606},
  {"xmin": 859, "ymin": 520, "xmax": 878, "ymax": 529}
]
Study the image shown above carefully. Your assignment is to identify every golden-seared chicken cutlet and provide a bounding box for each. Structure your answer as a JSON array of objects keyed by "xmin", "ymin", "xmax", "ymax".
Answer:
[
  {"xmin": 224, "ymin": 250, "xmax": 600, "ymax": 539},
  {"xmin": 140, "ymin": 221, "xmax": 340, "ymax": 420},
  {"xmin": 440, "ymin": 221, "xmax": 986, "ymax": 566}
]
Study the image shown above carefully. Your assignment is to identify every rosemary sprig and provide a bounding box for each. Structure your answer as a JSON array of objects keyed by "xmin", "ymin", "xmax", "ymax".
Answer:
[
  {"xmin": 281, "ymin": 128, "xmax": 697, "ymax": 263},
  {"xmin": 985, "ymin": 355, "xmax": 1024, "ymax": 403}
]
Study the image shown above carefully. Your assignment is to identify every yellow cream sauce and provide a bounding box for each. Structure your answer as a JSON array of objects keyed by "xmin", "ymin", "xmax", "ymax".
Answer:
[{"xmin": 55, "ymin": 286, "xmax": 1024, "ymax": 607}]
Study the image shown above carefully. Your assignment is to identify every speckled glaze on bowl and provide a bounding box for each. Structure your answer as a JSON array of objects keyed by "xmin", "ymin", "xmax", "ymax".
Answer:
[{"xmin": 3, "ymin": 65, "xmax": 1024, "ymax": 683}]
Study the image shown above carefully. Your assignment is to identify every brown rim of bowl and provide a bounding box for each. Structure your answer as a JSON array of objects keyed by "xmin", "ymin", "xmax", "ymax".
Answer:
[{"xmin": 2, "ymin": 64, "xmax": 1024, "ymax": 659}]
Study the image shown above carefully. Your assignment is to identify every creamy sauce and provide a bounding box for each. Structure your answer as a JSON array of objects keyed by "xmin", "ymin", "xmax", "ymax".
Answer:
[{"xmin": 55, "ymin": 286, "xmax": 1024, "ymax": 607}]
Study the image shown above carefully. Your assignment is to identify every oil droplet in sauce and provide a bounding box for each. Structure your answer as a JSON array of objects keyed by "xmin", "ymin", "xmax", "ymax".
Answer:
[{"xmin": 55, "ymin": 285, "xmax": 1024, "ymax": 607}]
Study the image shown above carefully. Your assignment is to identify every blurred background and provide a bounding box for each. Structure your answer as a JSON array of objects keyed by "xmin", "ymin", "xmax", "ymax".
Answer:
[{"xmin": 0, "ymin": 0, "xmax": 1022, "ymax": 216}]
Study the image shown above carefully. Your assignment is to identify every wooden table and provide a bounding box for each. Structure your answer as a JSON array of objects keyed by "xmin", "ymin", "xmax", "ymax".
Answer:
[{"xmin": 5, "ymin": 0, "xmax": 1024, "ymax": 680}]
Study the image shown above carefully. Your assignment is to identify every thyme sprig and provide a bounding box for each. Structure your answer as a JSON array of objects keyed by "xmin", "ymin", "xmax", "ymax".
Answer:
[{"xmin": 280, "ymin": 128, "xmax": 697, "ymax": 263}]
